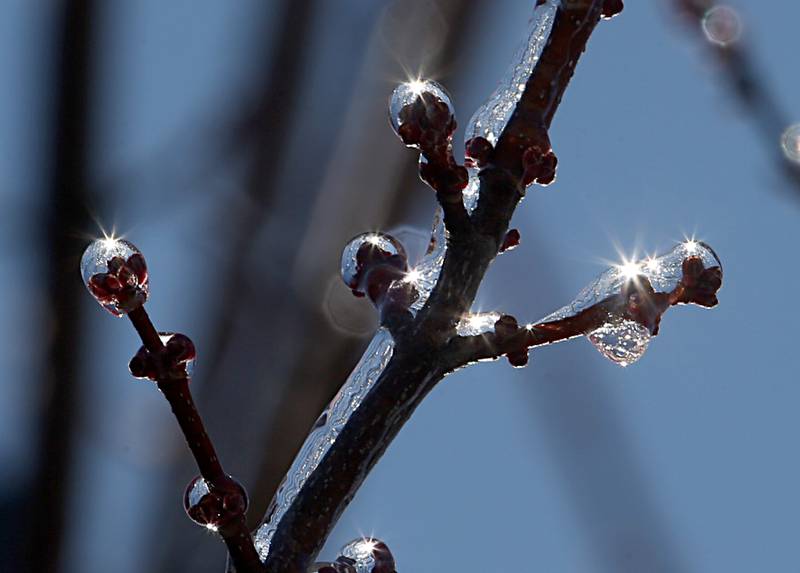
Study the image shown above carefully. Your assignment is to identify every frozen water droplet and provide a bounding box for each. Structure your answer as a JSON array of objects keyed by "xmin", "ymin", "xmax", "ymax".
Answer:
[
  {"xmin": 781, "ymin": 123, "xmax": 800, "ymax": 164},
  {"xmin": 339, "ymin": 538, "xmax": 395, "ymax": 573},
  {"xmin": 465, "ymin": 0, "xmax": 559, "ymax": 145},
  {"xmin": 183, "ymin": 476, "xmax": 217, "ymax": 530},
  {"xmin": 255, "ymin": 330, "xmax": 395, "ymax": 560},
  {"xmin": 701, "ymin": 5, "xmax": 742, "ymax": 46},
  {"xmin": 80, "ymin": 237, "xmax": 149, "ymax": 316},
  {"xmin": 587, "ymin": 319, "xmax": 651, "ymax": 367},
  {"xmin": 183, "ymin": 475, "xmax": 248, "ymax": 531},
  {"xmin": 540, "ymin": 241, "xmax": 722, "ymax": 323},
  {"xmin": 340, "ymin": 232, "xmax": 406, "ymax": 293},
  {"xmin": 389, "ymin": 79, "xmax": 454, "ymax": 140}
]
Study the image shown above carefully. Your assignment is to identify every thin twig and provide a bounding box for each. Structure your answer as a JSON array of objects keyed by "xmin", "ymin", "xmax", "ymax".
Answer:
[{"xmin": 126, "ymin": 306, "xmax": 266, "ymax": 573}]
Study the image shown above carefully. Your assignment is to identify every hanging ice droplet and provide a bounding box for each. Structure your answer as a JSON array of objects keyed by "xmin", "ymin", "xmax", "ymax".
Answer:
[
  {"xmin": 338, "ymin": 537, "xmax": 396, "ymax": 573},
  {"xmin": 340, "ymin": 232, "xmax": 407, "ymax": 295},
  {"xmin": 389, "ymin": 79, "xmax": 454, "ymax": 143},
  {"xmin": 80, "ymin": 237, "xmax": 149, "ymax": 316},
  {"xmin": 781, "ymin": 123, "xmax": 800, "ymax": 164},
  {"xmin": 587, "ymin": 319, "xmax": 651, "ymax": 367},
  {"xmin": 465, "ymin": 0, "xmax": 559, "ymax": 145}
]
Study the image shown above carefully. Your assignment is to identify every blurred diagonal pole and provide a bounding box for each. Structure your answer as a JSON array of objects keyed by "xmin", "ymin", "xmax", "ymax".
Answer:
[
  {"xmin": 201, "ymin": 0, "xmax": 317, "ymax": 384},
  {"xmin": 672, "ymin": 0, "xmax": 800, "ymax": 196},
  {"xmin": 23, "ymin": 0, "xmax": 97, "ymax": 571}
]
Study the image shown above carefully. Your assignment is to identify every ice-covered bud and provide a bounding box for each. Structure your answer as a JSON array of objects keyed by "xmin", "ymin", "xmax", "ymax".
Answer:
[
  {"xmin": 538, "ymin": 241, "xmax": 723, "ymax": 367},
  {"xmin": 341, "ymin": 232, "xmax": 408, "ymax": 297},
  {"xmin": 338, "ymin": 537, "xmax": 396, "ymax": 573},
  {"xmin": 418, "ymin": 155, "xmax": 468, "ymax": 197},
  {"xmin": 521, "ymin": 144, "xmax": 558, "ymax": 187},
  {"xmin": 500, "ymin": 229, "xmax": 521, "ymax": 253},
  {"xmin": 389, "ymin": 79, "xmax": 455, "ymax": 147},
  {"xmin": 494, "ymin": 314, "xmax": 529, "ymax": 367},
  {"xmin": 183, "ymin": 475, "xmax": 248, "ymax": 532},
  {"xmin": 81, "ymin": 237, "xmax": 149, "ymax": 316},
  {"xmin": 129, "ymin": 332, "xmax": 196, "ymax": 381},
  {"xmin": 464, "ymin": 136, "xmax": 494, "ymax": 168}
]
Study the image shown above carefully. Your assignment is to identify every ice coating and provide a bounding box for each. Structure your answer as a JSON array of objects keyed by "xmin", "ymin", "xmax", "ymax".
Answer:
[
  {"xmin": 339, "ymin": 539, "xmax": 377, "ymax": 573},
  {"xmin": 540, "ymin": 241, "xmax": 721, "ymax": 323},
  {"xmin": 340, "ymin": 232, "xmax": 406, "ymax": 290},
  {"xmin": 465, "ymin": 0, "xmax": 560, "ymax": 145},
  {"xmin": 587, "ymin": 319, "xmax": 651, "ymax": 367},
  {"xmin": 185, "ymin": 476, "xmax": 209, "ymax": 508},
  {"xmin": 389, "ymin": 79, "xmax": 453, "ymax": 137},
  {"xmin": 462, "ymin": 167, "xmax": 480, "ymax": 213},
  {"xmin": 80, "ymin": 237, "xmax": 139, "ymax": 285},
  {"xmin": 456, "ymin": 312, "xmax": 501, "ymax": 336},
  {"xmin": 254, "ymin": 329, "xmax": 395, "ymax": 560},
  {"xmin": 80, "ymin": 237, "xmax": 149, "ymax": 316}
]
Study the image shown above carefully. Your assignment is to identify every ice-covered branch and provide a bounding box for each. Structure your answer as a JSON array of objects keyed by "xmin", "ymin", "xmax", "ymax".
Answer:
[
  {"xmin": 445, "ymin": 241, "xmax": 723, "ymax": 369},
  {"xmin": 80, "ymin": 238, "xmax": 265, "ymax": 573},
  {"xmin": 257, "ymin": 2, "xmax": 628, "ymax": 571}
]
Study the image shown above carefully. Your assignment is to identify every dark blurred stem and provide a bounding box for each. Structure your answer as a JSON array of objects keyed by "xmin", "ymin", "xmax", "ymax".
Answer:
[
  {"xmin": 23, "ymin": 1, "xmax": 96, "ymax": 571},
  {"xmin": 126, "ymin": 307, "xmax": 265, "ymax": 573},
  {"xmin": 202, "ymin": 0, "xmax": 315, "ymax": 381}
]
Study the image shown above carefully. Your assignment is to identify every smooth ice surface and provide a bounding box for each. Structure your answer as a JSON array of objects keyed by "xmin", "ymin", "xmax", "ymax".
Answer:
[
  {"xmin": 80, "ymin": 237, "xmax": 140, "ymax": 286},
  {"xmin": 464, "ymin": 0, "xmax": 559, "ymax": 145},
  {"xmin": 407, "ymin": 209, "xmax": 447, "ymax": 313},
  {"xmin": 340, "ymin": 232, "xmax": 406, "ymax": 289},
  {"xmin": 587, "ymin": 319, "xmax": 651, "ymax": 367},
  {"xmin": 254, "ymin": 329, "xmax": 395, "ymax": 560},
  {"xmin": 462, "ymin": 167, "xmax": 480, "ymax": 213},
  {"xmin": 389, "ymin": 79, "xmax": 453, "ymax": 135},
  {"xmin": 540, "ymin": 241, "xmax": 721, "ymax": 323},
  {"xmin": 185, "ymin": 476, "xmax": 209, "ymax": 508}
]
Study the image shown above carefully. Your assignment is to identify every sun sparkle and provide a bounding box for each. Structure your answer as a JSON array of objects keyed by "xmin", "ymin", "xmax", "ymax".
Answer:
[
  {"xmin": 616, "ymin": 259, "xmax": 641, "ymax": 280},
  {"xmin": 403, "ymin": 268, "xmax": 422, "ymax": 284}
]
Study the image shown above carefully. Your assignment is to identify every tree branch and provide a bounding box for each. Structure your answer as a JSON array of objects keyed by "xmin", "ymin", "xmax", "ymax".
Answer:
[
  {"xmin": 125, "ymin": 306, "xmax": 266, "ymax": 573},
  {"xmin": 262, "ymin": 2, "xmax": 614, "ymax": 571}
]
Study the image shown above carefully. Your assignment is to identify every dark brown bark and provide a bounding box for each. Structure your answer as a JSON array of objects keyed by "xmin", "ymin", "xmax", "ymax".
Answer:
[{"xmin": 262, "ymin": 4, "xmax": 610, "ymax": 572}]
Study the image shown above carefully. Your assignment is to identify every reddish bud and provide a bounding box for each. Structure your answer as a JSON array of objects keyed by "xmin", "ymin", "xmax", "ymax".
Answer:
[
  {"xmin": 602, "ymin": 0, "xmax": 624, "ymax": 19},
  {"xmin": 500, "ymin": 229, "xmax": 521, "ymax": 253},
  {"xmin": 465, "ymin": 136, "xmax": 494, "ymax": 168}
]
